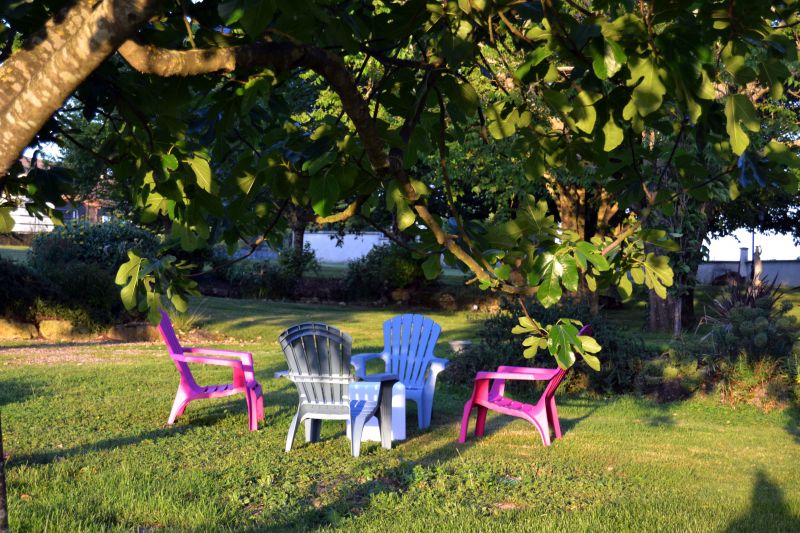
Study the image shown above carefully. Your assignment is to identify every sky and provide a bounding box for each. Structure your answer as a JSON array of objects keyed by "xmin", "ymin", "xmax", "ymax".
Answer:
[{"xmin": 707, "ymin": 229, "xmax": 800, "ymax": 261}]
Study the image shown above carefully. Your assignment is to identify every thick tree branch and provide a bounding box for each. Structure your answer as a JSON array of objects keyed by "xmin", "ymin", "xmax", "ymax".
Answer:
[
  {"xmin": 314, "ymin": 196, "xmax": 368, "ymax": 224},
  {"xmin": 0, "ymin": 0, "xmax": 161, "ymax": 176}
]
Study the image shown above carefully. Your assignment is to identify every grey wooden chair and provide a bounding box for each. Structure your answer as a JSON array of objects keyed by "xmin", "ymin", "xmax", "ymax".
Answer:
[{"xmin": 278, "ymin": 323, "xmax": 397, "ymax": 457}]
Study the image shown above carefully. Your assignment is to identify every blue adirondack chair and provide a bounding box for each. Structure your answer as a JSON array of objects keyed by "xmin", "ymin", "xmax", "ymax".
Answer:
[{"xmin": 351, "ymin": 314, "xmax": 448, "ymax": 430}]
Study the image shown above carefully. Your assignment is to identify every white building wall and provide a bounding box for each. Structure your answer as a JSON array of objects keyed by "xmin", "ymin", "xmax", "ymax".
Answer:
[
  {"xmin": 697, "ymin": 261, "xmax": 800, "ymax": 287},
  {"xmin": 305, "ymin": 232, "xmax": 389, "ymax": 262},
  {"xmin": 9, "ymin": 205, "xmax": 54, "ymax": 233}
]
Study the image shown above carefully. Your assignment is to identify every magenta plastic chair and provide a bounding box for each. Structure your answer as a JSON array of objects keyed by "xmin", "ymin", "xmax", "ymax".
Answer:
[
  {"xmin": 458, "ymin": 325, "xmax": 592, "ymax": 447},
  {"xmin": 157, "ymin": 310, "xmax": 264, "ymax": 432}
]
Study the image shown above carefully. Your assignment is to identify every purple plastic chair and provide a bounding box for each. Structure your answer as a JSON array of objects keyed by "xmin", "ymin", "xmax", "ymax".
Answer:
[
  {"xmin": 157, "ymin": 310, "xmax": 264, "ymax": 432},
  {"xmin": 458, "ymin": 325, "xmax": 592, "ymax": 446}
]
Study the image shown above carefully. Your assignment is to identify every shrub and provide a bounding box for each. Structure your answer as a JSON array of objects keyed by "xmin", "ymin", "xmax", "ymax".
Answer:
[
  {"xmin": 444, "ymin": 300, "xmax": 652, "ymax": 394},
  {"xmin": 715, "ymin": 356, "xmax": 794, "ymax": 412},
  {"xmin": 635, "ymin": 348, "xmax": 705, "ymax": 402},
  {"xmin": 277, "ymin": 243, "xmax": 320, "ymax": 279},
  {"xmin": 30, "ymin": 220, "xmax": 159, "ymax": 273},
  {"xmin": 344, "ymin": 244, "xmax": 425, "ymax": 300},
  {"xmin": 0, "ymin": 258, "xmax": 54, "ymax": 322},
  {"xmin": 42, "ymin": 261, "xmax": 122, "ymax": 327},
  {"xmin": 703, "ymin": 277, "xmax": 800, "ymax": 361}
]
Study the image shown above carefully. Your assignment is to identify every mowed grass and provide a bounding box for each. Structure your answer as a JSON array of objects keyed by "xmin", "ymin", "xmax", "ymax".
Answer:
[
  {"xmin": 1, "ymin": 297, "xmax": 799, "ymax": 531},
  {"xmin": 0, "ymin": 244, "xmax": 29, "ymax": 263}
]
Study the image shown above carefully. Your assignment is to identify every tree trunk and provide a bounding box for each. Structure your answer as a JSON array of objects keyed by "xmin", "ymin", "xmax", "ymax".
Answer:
[
  {"xmin": 0, "ymin": 414, "xmax": 8, "ymax": 533},
  {"xmin": 291, "ymin": 225, "xmax": 305, "ymax": 253},
  {"xmin": 648, "ymin": 289, "xmax": 673, "ymax": 332},
  {"xmin": 681, "ymin": 288, "xmax": 695, "ymax": 328},
  {"xmin": 673, "ymin": 293, "xmax": 682, "ymax": 339},
  {"xmin": 0, "ymin": 0, "xmax": 160, "ymax": 176}
]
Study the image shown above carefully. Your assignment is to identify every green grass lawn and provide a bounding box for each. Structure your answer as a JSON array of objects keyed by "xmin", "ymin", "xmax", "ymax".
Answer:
[
  {"xmin": 0, "ymin": 244, "xmax": 29, "ymax": 263},
  {"xmin": 2, "ymin": 297, "xmax": 799, "ymax": 531}
]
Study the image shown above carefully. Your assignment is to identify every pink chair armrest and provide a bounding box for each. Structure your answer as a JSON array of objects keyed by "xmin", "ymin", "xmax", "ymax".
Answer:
[
  {"xmin": 494, "ymin": 366, "xmax": 561, "ymax": 380},
  {"xmin": 177, "ymin": 354, "xmax": 245, "ymax": 369},
  {"xmin": 475, "ymin": 370, "xmax": 557, "ymax": 382},
  {"xmin": 184, "ymin": 347, "xmax": 253, "ymax": 361}
]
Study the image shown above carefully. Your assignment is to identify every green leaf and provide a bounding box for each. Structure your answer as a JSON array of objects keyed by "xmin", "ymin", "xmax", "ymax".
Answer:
[
  {"xmin": 602, "ymin": 116, "xmax": 624, "ymax": 151},
  {"xmin": 495, "ymin": 263, "xmax": 512, "ymax": 281},
  {"xmin": 116, "ymin": 251, "xmax": 143, "ymax": 311},
  {"xmin": 571, "ymin": 91, "xmax": 602, "ymax": 134},
  {"xmin": 547, "ymin": 325, "xmax": 577, "ymax": 369},
  {"xmin": 643, "ymin": 253, "xmax": 674, "ymax": 298},
  {"xmin": 582, "ymin": 352, "xmax": 601, "ymax": 371},
  {"xmin": 627, "ymin": 56, "xmax": 667, "ymax": 117},
  {"xmin": 421, "ymin": 254, "xmax": 443, "ymax": 280},
  {"xmin": 560, "ymin": 256, "xmax": 579, "ymax": 292},
  {"xmin": 575, "ymin": 241, "xmax": 610, "ymax": 271},
  {"xmin": 516, "ymin": 47, "xmax": 553, "ymax": 80},
  {"xmin": 218, "ymin": 0, "xmax": 244, "ymax": 24},
  {"xmin": 161, "ymin": 154, "xmax": 179, "ymax": 171},
  {"xmin": 630, "ymin": 267, "xmax": 645, "ymax": 284},
  {"xmin": 239, "ymin": 0, "xmax": 275, "ymax": 39},
  {"xmin": 764, "ymin": 141, "xmax": 800, "ymax": 169},
  {"xmin": 309, "ymin": 173, "xmax": 340, "ymax": 217},
  {"xmin": 188, "ymin": 156, "xmax": 213, "ymax": 193},
  {"xmin": 603, "ymin": 40, "xmax": 626, "ymax": 78},
  {"xmin": 536, "ymin": 252, "xmax": 563, "ymax": 308},
  {"xmin": 0, "ymin": 207, "xmax": 14, "ymax": 233},
  {"xmin": 725, "ymin": 94, "xmax": 760, "ymax": 156},
  {"xmin": 170, "ymin": 293, "xmax": 188, "ymax": 313},
  {"xmin": 457, "ymin": 0, "xmax": 471, "ymax": 13},
  {"xmin": 579, "ymin": 335, "xmax": 602, "ymax": 354},
  {"xmin": 617, "ymin": 274, "xmax": 633, "ymax": 299}
]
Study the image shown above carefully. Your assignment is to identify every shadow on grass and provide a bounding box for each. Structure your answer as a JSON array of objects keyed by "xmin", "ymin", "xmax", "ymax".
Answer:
[
  {"xmin": 259, "ymin": 392, "xmax": 603, "ymax": 530},
  {"xmin": 725, "ymin": 469, "xmax": 799, "ymax": 532},
  {"xmin": 0, "ymin": 340, "xmax": 128, "ymax": 353},
  {"xmin": 785, "ymin": 401, "xmax": 800, "ymax": 445},
  {"xmin": 0, "ymin": 377, "xmax": 43, "ymax": 407},
  {"xmin": 9, "ymin": 425, "xmax": 194, "ymax": 466}
]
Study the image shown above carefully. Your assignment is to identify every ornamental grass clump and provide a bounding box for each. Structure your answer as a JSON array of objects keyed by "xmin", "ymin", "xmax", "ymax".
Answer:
[{"xmin": 702, "ymin": 276, "xmax": 800, "ymax": 362}]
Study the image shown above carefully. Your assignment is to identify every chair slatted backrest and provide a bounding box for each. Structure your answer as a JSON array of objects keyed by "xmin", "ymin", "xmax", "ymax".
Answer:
[
  {"xmin": 157, "ymin": 310, "xmax": 199, "ymax": 388},
  {"xmin": 279, "ymin": 323, "xmax": 353, "ymax": 406},
  {"xmin": 384, "ymin": 314, "xmax": 441, "ymax": 388},
  {"xmin": 542, "ymin": 324, "xmax": 593, "ymax": 400}
]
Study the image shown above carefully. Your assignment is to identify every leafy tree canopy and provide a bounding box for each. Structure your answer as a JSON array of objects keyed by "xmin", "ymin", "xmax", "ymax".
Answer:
[{"xmin": 1, "ymin": 0, "xmax": 798, "ymax": 369}]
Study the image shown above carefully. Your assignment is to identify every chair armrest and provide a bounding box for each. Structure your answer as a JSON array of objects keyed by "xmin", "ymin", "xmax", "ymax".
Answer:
[
  {"xmin": 430, "ymin": 357, "xmax": 449, "ymax": 375},
  {"xmin": 351, "ymin": 352, "xmax": 386, "ymax": 378},
  {"xmin": 360, "ymin": 373, "xmax": 399, "ymax": 383},
  {"xmin": 184, "ymin": 347, "xmax": 252, "ymax": 362},
  {"xmin": 494, "ymin": 366, "xmax": 560, "ymax": 380},
  {"xmin": 475, "ymin": 370, "xmax": 556, "ymax": 382},
  {"xmin": 178, "ymin": 354, "xmax": 244, "ymax": 369}
]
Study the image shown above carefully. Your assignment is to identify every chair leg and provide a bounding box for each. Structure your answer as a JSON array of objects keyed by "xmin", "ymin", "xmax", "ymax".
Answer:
[
  {"xmin": 285, "ymin": 410, "xmax": 301, "ymax": 452},
  {"xmin": 350, "ymin": 415, "xmax": 368, "ymax": 457},
  {"xmin": 168, "ymin": 387, "xmax": 191, "ymax": 425},
  {"xmin": 378, "ymin": 382, "xmax": 393, "ymax": 450},
  {"xmin": 305, "ymin": 419, "xmax": 322, "ymax": 443},
  {"xmin": 422, "ymin": 393, "xmax": 434, "ymax": 430},
  {"xmin": 458, "ymin": 400, "xmax": 475, "ymax": 443},
  {"xmin": 415, "ymin": 398, "xmax": 426, "ymax": 430},
  {"xmin": 475, "ymin": 406, "xmax": 488, "ymax": 437},
  {"xmin": 548, "ymin": 397, "xmax": 562, "ymax": 439},
  {"xmin": 532, "ymin": 410, "xmax": 551, "ymax": 447},
  {"xmin": 244, "ymin": 386, "xmax": 255, "ymax": 432},
  {"xmin": 251, "ymin": 383, "xmax": 264, "ymax": 421}
]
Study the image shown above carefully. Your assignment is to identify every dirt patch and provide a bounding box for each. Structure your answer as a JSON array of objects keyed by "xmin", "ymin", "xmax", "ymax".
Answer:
[{"xmin": 0, "ymin": 339, "xmax": 162, "ymax": 366}]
